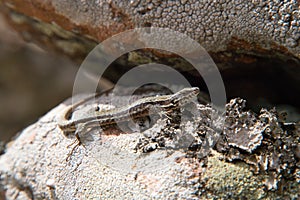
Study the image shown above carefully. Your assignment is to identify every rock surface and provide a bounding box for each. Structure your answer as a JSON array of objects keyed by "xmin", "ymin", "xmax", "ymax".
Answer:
[
  {"xmin": 0, "ymin": 91, "xmax": 299, "ymax": 199},
  {"xmin": 0, "ymin": 1, "xmax": 299, "ymax": 198},
  {"xmin": 1, "ymin": 0, "xmax": 299, "ymax": 62}
]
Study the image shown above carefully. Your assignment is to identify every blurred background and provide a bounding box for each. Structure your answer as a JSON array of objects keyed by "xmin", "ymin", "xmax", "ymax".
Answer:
[{"xmin": 0, "ymin": 14, "xmax": 78, "ymax": 142}]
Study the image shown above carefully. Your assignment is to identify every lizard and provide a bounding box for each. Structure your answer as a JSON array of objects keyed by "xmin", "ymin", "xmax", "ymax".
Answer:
[{"xmin": 57, "ymin": 87, "xmax": 200, "ymax": 158}]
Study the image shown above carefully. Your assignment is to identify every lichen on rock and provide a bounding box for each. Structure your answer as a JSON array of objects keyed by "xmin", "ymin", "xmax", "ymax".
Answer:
[{"xmin": 221, "ymin": 98, "xmax": 300, "ymax": 193}]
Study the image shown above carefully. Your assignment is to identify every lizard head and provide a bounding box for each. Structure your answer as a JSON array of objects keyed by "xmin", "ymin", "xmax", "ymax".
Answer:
[{"xmin": 170, "ymin": 87, "xmax": 200, "ymax": 105}]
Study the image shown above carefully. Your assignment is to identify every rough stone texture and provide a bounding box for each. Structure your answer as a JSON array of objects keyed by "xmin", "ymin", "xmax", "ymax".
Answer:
[
  {"xmin": 222, "ymin": 98, "xmax": 300, "ymax": 194},
  {"xmin": 0, "ymin": 0, "xmax": 299, "ymax": 62},
  {"xmin": 0, "ymin": 91, "xmax": 299, "ymax": 199},
  {"xmin": 0, "ymin": 1, "xmax": 299, "ymax": 198}
]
